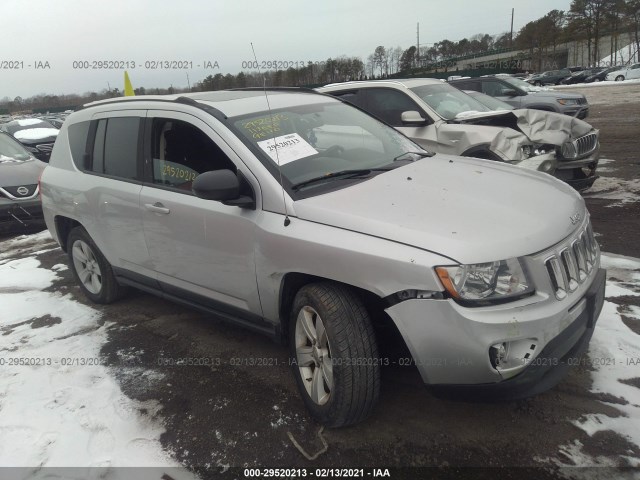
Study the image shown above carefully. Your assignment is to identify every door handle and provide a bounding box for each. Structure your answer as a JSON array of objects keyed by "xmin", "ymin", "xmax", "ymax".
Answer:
[{"xmin": 144, "ymin": 202, "xmax": 170, "ymax": 214}]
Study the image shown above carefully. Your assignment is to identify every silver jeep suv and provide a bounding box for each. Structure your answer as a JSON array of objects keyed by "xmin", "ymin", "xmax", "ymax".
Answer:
[{"xmin": 41, "ymin": 89, "xmax": 606, "ymax": 427}]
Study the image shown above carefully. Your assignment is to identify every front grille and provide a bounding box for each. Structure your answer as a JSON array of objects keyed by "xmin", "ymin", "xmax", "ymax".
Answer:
[
  {"xmin": 561, "ymin": 132, "xmax": 598, "ymax": 159},
  {"xmin": 0, "ymin": 184, "xmax": 38, "ymax": 199},
  {"xmin": 545, "ymin": 222, "xmax": 599, "ymax": 300},
  {"xmin": 36, "ymin": 143, "xmax": 54, "ymax": 153}
]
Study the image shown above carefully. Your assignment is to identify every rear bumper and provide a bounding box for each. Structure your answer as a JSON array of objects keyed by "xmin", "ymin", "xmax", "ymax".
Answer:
[
  {"xmin": 0, "ymin": 199, "xmax": 45, "ymax": 233},
  {"xmin": 429, "ymin": 268, "xmax": 606, "ymax": 400}
]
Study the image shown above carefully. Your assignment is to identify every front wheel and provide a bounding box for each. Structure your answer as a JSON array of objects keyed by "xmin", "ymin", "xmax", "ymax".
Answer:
[
  {"xmin": 615, "ymin": 75, "xmax": 625, "ymax": 81},
  {"xmin": 289, "ymin": 283, "xmax": 380, "ymax": 427},
  {"xmin": 67, "ymin": 226, "xmax": 123, "ymax": 304}
]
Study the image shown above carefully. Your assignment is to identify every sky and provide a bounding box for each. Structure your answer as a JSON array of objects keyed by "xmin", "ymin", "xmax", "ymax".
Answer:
[{"xmin": 0, "ymin": 0, "xmax": 572, "ymax": 100}]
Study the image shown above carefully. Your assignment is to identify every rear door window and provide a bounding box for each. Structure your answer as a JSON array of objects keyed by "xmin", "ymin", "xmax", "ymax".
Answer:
[{"xmin": 90, "ymin": 117, "xmax": 141, "ymax": 180}]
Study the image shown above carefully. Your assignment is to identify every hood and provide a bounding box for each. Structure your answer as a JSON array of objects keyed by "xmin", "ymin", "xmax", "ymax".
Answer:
[
  {"xmin": 0, "ymin": 158, "xmax": 46, "ymax": 187},
  {"xmin": 294, "ymin": 155, "xmax": 585, "ymax": 265},
  {"xmin": 13, "ymin": 128, "xmax": 59, "ymax": 144},
  {"xmin": 453, "ymin": 108, "xmax": 595, "ymax": 159},
  {"xmin": 526, "ymin": 90, "xmax": 584, "ymax": 101}
]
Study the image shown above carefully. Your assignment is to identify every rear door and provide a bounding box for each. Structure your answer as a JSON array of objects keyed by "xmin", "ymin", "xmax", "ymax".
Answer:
[
  {"xmin": 139, "ymin": 111, "xmax": 264, "ymax": 323},
  {"xmin": 85, "ymin": 111, "xmax": 154, "ymax": 280}
]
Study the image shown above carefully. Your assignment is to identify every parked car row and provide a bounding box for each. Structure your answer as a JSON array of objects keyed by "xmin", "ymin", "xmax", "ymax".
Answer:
[
  {"xmin": 38, "ymin": 87, "xmax": 605, "ymax": 427},
  {"xmin": 522, "ymin": 63, "xmax": 640, "ymax": 85}
]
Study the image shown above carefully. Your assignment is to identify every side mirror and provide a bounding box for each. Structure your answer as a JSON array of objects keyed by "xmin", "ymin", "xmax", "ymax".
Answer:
[
  {"xmin": 503, "ymin": 89, "xmax": 519, "ymax": 97},
  {"xmin": 401, "ymin": 111, "xmax": 428, "ymax": 126},
  {"xmin": 192, "ymin": 169, "xmax": 255, "ymax": 209}
]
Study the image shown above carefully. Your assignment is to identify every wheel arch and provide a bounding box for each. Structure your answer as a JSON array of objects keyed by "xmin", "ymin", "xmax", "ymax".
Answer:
[
  {"xmin": 277, "ymin": 272, "xmax": 413, "ymax": 362},
  {"xmin": 54, "ymin": 215, "xmax": 82, "ymax": 252}
]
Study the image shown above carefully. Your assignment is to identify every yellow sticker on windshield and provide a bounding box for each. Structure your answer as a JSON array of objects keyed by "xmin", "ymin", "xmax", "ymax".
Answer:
[{"xmin": 241, "ymin": 113, "xmax": 289, "ymax": 140}]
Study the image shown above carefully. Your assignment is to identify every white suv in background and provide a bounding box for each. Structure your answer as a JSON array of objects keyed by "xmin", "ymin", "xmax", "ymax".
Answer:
[{"xmin": 606, "ymin": 63, "xmax": 640, "ymax": 81}]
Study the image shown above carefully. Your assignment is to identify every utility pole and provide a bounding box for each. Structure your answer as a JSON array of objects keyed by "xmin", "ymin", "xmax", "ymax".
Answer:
[
  {"xmin": 417, "ymin": 22, "xmax": 420, "ymax": 67},
  {"xmin": 510, "ymin": 8, "xmax": 514, "ymax": 48}
]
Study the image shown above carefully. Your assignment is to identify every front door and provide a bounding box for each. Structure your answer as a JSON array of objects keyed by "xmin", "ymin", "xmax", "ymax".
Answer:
[{"xmin": 139, "ymin": 111, "xmax": 263, "ymax": 320}]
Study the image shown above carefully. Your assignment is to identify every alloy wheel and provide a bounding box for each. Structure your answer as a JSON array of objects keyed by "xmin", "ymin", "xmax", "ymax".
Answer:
[
  {"xmin": 295, "ymin": 306, "xmax": 333, "ymax": 405},
  {"xmin": 72, "ymin": 239, "xmax": 102, "ymax": 294}
]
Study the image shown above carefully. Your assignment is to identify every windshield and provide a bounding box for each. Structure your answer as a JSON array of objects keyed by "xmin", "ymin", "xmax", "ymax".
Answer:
[
  {"xmin": 231, "ymin": 101, "xmax": 426, "ymax": 194},
  {"xmin": 466, "ymin": 92, "xmax": 515, "ymax": 111},
  {"xmin": 5, "ymin": 119, "xmax": 55, "ymax": 134},
  {"xmin": 502, "ymin": 77, "xmax": 544, "ymax": 93},
  {"xmin": 0, "ymin": 133, "xmax": 32, "ymax": 162},
  {"xmin": 409, "ymin": 83, "xmax": 490, "ymax": 120}
]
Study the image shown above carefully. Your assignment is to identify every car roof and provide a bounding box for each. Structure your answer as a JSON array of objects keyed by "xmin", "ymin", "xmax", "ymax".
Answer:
[
  {"xmin": 79, "ymin": 89, "xmax": 336, "ymax": 119},
  {"xmin": 319, "ymin": 78, "xmax": 444, "ymax": 90}
]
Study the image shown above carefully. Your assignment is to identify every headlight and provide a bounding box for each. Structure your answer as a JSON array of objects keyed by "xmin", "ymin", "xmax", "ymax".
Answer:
[
  {"xmin": 557, "ymin": 98, "xmax": 580, "ymax": 105},
  {"xmin": 521, "ymin": 143, "xmax": 553, "ymax": 157},
  {"xmin": 561, "ymin": 141, "xmax": 577, "ymax": 159},
  {"xmin": 435, "ymin": 258, "xmax": 534, "ymax": 306}
]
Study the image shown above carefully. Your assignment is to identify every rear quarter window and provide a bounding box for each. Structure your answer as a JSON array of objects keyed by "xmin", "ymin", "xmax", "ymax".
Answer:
[{"xmin": 67, "ymin": 121, "xmax": 91, "ymax": 170}]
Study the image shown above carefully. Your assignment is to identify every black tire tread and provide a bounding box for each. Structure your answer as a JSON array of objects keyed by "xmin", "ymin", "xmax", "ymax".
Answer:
[{"xmin": 291, "ymin": 282, "xmax": 380, "ymax": 427}]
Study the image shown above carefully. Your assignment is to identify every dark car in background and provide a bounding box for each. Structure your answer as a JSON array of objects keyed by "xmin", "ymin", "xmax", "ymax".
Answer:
[
  {"xmin": 449, "ymin": 76, "xmax": 590, "ymax": 119},
  {"xmin": 0, "ymin": 132, "xmax": 46, "ymax": 233},
  {"xmin": 585, "ymin": 66, "xmax": 620, "ymax": 83},
  {"xmin": 464, "ymin": 90, "xmax": 515, "ymax": 110},
  {"xmin": 561, "ymin": 67, "xmax": 606, "ymax": 85},
  {"xmin": 526, "ymin": 68, "xmax": 572, "ymax": 86},
  {"xmin": 0, "ymin": 119, "xmax": 59, "ymax": 162}
]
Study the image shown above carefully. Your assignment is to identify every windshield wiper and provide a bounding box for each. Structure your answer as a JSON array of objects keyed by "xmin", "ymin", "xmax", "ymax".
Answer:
[
  {"xmin": 291, "ymin": 167, "xmax": 393, "ymax": 191},
  {"xmin": 393, "ymin": 151, "xmax": 434, "ymax": 162}
]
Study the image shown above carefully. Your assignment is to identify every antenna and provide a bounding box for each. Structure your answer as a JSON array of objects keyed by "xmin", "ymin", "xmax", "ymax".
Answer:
[{"xmin": 251, "ymin": 42, "xmax": 291, "ymax": 227}]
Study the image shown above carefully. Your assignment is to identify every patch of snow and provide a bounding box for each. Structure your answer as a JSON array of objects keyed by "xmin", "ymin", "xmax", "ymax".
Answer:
[
  {"xmin": 583, "ymin": 176, "xmax": 640, "ymax": 206},
  {"xmin": 0, "ymin": 256, "xmax": 60, "ymax": 290},
  {"xmin": 0, "ymin": 234, "xmax": 195, "ymax": 476},
  {"xmin": 13, "ymin": 128, "xmax": 59, "ymax": 141},
  {"xmin": 552, "ymin": 78, "xmax": 640, "ymax": 89},
  {"xmin": 15, "ymin": 119, "xmax": 42, "ymax": 126},
  {"xmin": 549, "ymin": 254, "xmax": 640, "ymax": 468}
]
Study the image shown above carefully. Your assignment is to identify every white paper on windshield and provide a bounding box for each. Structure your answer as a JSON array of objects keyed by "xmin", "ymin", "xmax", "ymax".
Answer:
[{"xmin": 257, "ymin": 133, "xmax": 318, "ymax": 165}]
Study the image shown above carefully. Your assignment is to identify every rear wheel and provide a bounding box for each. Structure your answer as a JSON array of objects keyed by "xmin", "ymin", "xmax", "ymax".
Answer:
[
  {"xmin": 67, "ymin": 226, "xmax": 123, "ymax": 304},
  {"xmin": 289, "ymin": 283, "xmax": 380, "ymax": 427},
  {"xmin": 615, "ymin": 75, "xmax": 625, "ymax": 81}
]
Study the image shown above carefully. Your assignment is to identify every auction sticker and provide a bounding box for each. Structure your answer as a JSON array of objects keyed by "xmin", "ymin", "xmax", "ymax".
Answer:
[{"xmin": 257, "ymin": 133, "xmax": 318, "ymax": 165}]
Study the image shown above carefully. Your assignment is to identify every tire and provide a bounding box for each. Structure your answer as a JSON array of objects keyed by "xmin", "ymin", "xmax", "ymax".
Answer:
[
  {"xmin": 67, "ymin": 226, "xmax": 123, "ymax": 304},
  {"xmin": 615, "ymin": 75, "xmax": 625, "ymax": 81},
  {"xmin": 289, "ymin": 282, "xmax": 380, "ymax": 427}
]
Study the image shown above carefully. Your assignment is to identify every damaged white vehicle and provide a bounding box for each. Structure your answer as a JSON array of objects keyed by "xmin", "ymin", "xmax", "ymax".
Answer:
[{"xmin": 318, "ymin": 79, "xmax": 600, "ymax": 190}]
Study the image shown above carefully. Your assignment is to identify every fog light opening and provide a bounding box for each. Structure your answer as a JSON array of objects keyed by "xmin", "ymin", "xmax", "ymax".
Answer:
[{"xmin": 489, "ymin": 342, "xmax": 508, "ymax": 369}]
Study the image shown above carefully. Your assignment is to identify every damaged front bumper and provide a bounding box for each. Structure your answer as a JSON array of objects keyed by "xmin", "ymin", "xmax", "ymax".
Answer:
[
  {"xmin": 554, "ymin": 143, "xmax": 600, "ymax": 191},
  {"xmin": 0, "ymin": 199, "xmax": 45, "ymax": 233}
]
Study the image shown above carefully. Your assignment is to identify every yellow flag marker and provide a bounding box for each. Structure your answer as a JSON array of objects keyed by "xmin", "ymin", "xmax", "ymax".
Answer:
[{"xmin": 124, "ymin": 71, "xmax": 135, "ymax": 96}]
